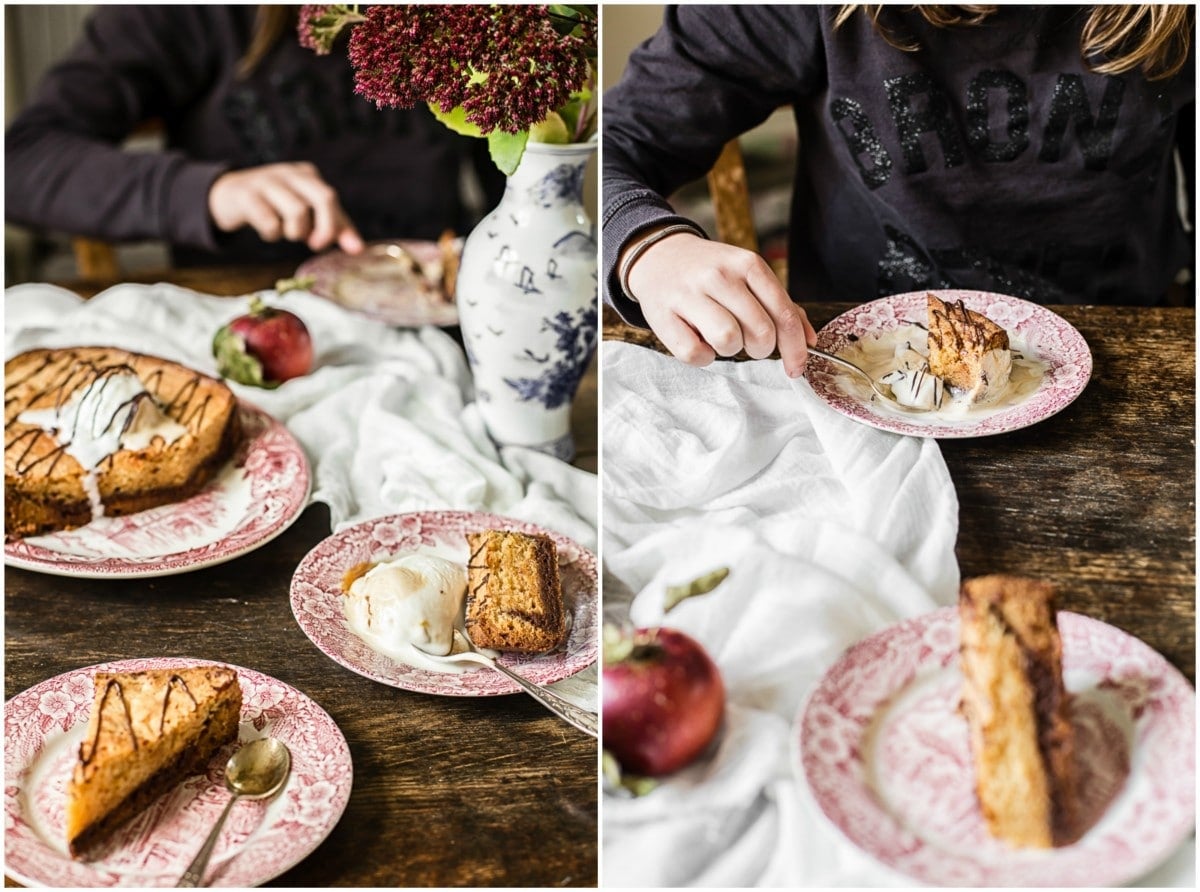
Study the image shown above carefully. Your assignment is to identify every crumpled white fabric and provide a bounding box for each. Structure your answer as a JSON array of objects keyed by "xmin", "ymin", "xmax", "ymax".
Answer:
[
  {"xmin": 3, "ymin": 282, "xmax": 597, "ymax": 704},
  {"xmin": 602, "ymin": 342, "xmax": 959, "ymax": 886},
  {"xmin": 602, "ymin": 343, "xmax": 1196, "ymax": 887}
]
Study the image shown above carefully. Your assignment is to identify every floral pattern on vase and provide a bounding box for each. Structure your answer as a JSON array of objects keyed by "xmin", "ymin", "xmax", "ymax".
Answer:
[{"xmin": 456, "ymin": 141, "xmax": 597, "ymax": 461}]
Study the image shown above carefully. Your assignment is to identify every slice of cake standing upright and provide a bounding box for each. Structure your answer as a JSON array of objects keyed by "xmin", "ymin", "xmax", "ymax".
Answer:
[
  {"xmin": 959, "ymin": 575, "xmax": 1079, "ymax": 848},
  {"xmin": 926, "ymin": 293, "xmax": 1012, "ymax": 403}
]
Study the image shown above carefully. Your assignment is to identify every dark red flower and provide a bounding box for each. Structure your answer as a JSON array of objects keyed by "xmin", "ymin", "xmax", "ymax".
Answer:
[{"xmin": 346, "ymin": 5, "xmax": 594, "ymax": 135}]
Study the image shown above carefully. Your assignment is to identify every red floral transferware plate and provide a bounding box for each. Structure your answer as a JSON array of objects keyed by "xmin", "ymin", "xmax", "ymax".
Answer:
[
  {"xmin": 290, "ymin": 510, "xmax": 598, "ymax": 697},
  {"xmin": 807, "ymin": 289, "xmax": 1092, "ymax": 438},
  {"xmin": 295, "ymin": 239, "xmax": 461, "ymax": 328},
  {"xmin": 4, "ymin": 658, "xmax": 352, "ymax": 888},
  {"xmin": 5, "ymin": 404, "xmax": 310, "ymax": 578},
  {"xmin": 796, "ymin": 608, "xmax": 1195, "ymax": 886}
]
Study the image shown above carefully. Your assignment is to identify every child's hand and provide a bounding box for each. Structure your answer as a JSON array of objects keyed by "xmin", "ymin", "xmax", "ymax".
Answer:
[
  {"xmin": 208, "ymin": 162, "xmax": 364, "ymax": 254},
  {"xmin": 624, "ymin": 230, "xmax": 816, "ymax": 377}
]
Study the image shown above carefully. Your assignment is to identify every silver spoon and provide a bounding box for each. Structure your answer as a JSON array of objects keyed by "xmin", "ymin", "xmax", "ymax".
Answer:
[
  {"xmin": 176, "ymin": 737, "xmax": 292, "ymax": 887},
  {"xmin": 806, "ymin": 347, "xmax": 925, "ymax": 412},
  {"xmin": 417, "ymin": 630, "xmax": 598, "ymax": 738}
]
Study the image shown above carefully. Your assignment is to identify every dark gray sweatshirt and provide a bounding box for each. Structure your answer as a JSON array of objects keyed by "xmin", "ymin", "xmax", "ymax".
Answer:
[
  {"xmin": 5, "ymin": 5, "xmax": 503, "ymax": 267},
  {"xmin": 603, "ymin": 5, "xmax": 1194, "ymax": 325}
]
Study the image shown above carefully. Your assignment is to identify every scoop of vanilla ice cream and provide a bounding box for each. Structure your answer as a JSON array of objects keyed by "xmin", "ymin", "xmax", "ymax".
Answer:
[
  {"xmin": 879, "ymin": 344, "xmax": 946, "ymax": 410},
  {"xmin": 344, "ymin": 554, "xmax": 468, "ymax": 658}
]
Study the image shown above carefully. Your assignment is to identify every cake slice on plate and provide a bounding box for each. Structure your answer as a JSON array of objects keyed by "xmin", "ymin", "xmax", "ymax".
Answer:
[
  {"xmin": 959, "ymin": 575, "xmax": 1079, "ymax": 848},
  {"xmin": 926, "ymin": 293, "xmax": 1012, "ymax": 402},
  {"xmin": 465, "ymin": 530, "xmax": 567, "ymax": 653},
  {"xmin": 65, "ymin": 665, "xmax": 243, "ymax": 857}
]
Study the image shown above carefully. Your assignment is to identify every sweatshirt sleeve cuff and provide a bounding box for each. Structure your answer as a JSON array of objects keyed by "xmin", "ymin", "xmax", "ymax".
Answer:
[
  {"xmin": 602, "ymin": 188, "xmax": 709, "ymax": 329},
  {"xmin": 162, "ymin": 158, "xmax": 229, "ymax": 251}
]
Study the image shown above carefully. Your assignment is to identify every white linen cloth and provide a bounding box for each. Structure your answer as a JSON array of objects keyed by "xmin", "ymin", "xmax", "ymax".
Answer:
[
  {"xmin": 3, "ymin": 282, "xmax": 597, "ymax": 703},
  {"xmin": 601, "ymin": 342, "xmax": 1194, "ymax": 887}
]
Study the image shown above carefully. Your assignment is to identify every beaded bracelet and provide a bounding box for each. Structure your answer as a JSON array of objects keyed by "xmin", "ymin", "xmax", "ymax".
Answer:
[{"xmin": 617, "ymin": 223, "xmax": 707, "ymax": 303}]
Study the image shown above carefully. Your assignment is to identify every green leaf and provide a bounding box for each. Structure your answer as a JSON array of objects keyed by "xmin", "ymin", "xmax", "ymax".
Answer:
[
  {"xmin": 664, "ymin": 567, "xmax": 730, "ymax": 613},
  {"xmin": 212, "ymin": 325, "xmax": 270, "ymax": 389},
  {"xmin": 556, "ymin": 88, "xmax": 595, "ymax": 142},
  {"xmin": 602, "ymin": 623, "xmax": 635, "ymax": 665},
  {"xmin": 488, "ymin": 130, "xmax": 529, "ymax": 176},
  {"xmin": 528, "ymin": 112, "xmax": 570, "ymax": 144},
  {"xmin": 429, "ymin": 103, "xmax": 485, "ymax": 138},
  {"xmin": 274, "ymin": 275, "xmax": 316, "ymax": 295},
  {"xmin": 602, "ymin": 750, "xmax": 658, "ymax": 797}
]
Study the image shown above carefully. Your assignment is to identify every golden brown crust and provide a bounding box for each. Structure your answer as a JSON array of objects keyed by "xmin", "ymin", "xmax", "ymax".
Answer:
[
  {"xmin": 4, "ymin": 347, "xmax": 239, "ymax": 540},
  {"xmin": 66, "ymin": 665, "xmax": 242, "ymax": 858},
  {"xmin": 926, "ymin": 293, "xmax": 1010, "ymax": 391},
  {"xmin": 959, "ymin": 575, "xmax": 1079, "ymax": 848},
  {"xmin": 465, "ymin": 530, "xmax": 566, "ymax": 653}
]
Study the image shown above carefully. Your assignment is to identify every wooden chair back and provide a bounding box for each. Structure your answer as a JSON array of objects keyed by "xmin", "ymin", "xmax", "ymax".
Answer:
[{"xmin": 705, "ymin": 139, "xmax": 758, "ymax": 253}]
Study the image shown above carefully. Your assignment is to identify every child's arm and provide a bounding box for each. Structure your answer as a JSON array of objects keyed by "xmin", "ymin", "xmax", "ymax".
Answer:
[
  {"xmin": 602, "ymin": 5, "xmax": 825, "ymax": 369},
  {"xmin": 621, "ymin": 228, "xmax": 815, "ymax": 377}
]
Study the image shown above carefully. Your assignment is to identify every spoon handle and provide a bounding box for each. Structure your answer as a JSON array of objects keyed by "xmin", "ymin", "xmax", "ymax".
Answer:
[
  {"xmin": 488, "ymin": 662, "xmax": 598, "ymax": 737},
  {"xmin": 176, "ymin": 793, "xmax": 240, "ymax": 887},
  {"xmin": 807, "ymin": 347, "xmax": 869, "ymax": 379}
]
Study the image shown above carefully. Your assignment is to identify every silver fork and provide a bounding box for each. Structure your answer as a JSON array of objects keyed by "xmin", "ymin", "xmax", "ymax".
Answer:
[{"xmin": 417, "ymin": 630, "xmax": 598, "ymax": 737}]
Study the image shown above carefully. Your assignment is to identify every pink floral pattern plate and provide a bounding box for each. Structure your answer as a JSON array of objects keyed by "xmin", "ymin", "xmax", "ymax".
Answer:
[
  {"xmin": 290, "ymin": 510, "xmax": 598, "ymax": 696},
  {"xmin": 295, "ymin": 239, "xmax": 460, "ymax": 328},
  {"xmin": 5, "ymin": 404, "xmax": 310, "ymax": 578},
  {"xmin": 4, "ymin": 658, "xmax": 352, "ymax": 888},
  {"xmin": 796, "ymin": 608, "xmax": 1195, "ymax": 886},
  {"xmin": 807, "ymin": 289, "xmax": 1092, "ymax": 438}
]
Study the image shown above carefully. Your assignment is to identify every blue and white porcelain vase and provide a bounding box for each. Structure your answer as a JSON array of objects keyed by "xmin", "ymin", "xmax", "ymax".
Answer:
[{"xmin": 456, "ymin": 140, "xmax": 598, "ymax": 461}]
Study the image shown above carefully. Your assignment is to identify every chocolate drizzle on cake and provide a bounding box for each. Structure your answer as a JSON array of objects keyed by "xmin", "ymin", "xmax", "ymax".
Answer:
[
  {"xmin": 465, "ymin": 530, "xmax": 567, "ymax": 652},
  {"xmin": 78, "ymin": 673, "xmax": 204, "ymax": 766},
  {"xmin": 6, "ymin": 346, "xmax": 241, "ymax": 540},
  {"xmin": 5, "ymin": 350, "xmax": 209, "ymax": 480},
  {"xmin": 159, "ymin": 674, "xmax": 199, "ymax": 734},
  {"xmin": 80, "ymin": 679, "xmax": 139, "ymax": 764}
]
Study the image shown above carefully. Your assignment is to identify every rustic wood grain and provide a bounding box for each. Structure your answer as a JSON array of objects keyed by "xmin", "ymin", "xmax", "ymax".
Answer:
[
  {"xmin": 4, "ymin": 506, "xmax": 597, "ymax": 887},
  {"xmin": 5, "ymin": 269, "xmax": 598, "ymax": 887},
  {"xmin": 604, "ymin": 302, "xmax": 1196, "ymax": 682}
]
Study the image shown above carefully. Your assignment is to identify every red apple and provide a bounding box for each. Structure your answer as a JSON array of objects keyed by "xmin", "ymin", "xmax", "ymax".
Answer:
[
  {"xmin": 213, "ymin": 297, "xmax": 313, "ymax": 387},
  {"xmin": 603, "ymin": 626, "xmax": 725, "ymax": 777}
]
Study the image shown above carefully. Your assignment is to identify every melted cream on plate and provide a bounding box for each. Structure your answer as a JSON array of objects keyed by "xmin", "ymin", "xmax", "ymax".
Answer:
[{"xmin": 838, "ymin": 323, "xmax": 1045, "ymax": 420}]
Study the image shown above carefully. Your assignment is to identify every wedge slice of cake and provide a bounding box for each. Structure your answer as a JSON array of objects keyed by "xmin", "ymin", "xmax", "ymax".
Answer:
[
  {"xmin": 65, "ymin": 665, "xmax": 243, "ymax": 857},
  {"xmin": 959, "ymin": 575, "xmax": 1078, "ymax": 848},
  {"xmin": 926, "ymin": 293, "xmax": 1012, "ymax": 402},
  {"xmin": 465, "ymin": 530, "xmax": 567, "ymax": 653},
  {"xmin": 5, "ymin": 347, "xmax": 240, "ymax": 539}
]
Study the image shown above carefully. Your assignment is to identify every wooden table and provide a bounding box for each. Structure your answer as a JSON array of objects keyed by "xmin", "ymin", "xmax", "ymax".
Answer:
[
  {"xmin": 4, "ymin": 268, "xmax": 598, "ymax": 887},
  {"xmin": 604, "ymin": 302, "xmax": 1196, "ymax": 682}
]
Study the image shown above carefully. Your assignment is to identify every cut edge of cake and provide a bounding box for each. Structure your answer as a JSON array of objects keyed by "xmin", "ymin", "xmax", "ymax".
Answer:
[
  {"xmin": 465, "ymin": 529, "xmax": 567, "ymax": 653},
  {"xmin": 958, "ymin": 574, "xmax": 1079, "ymax": 849}
]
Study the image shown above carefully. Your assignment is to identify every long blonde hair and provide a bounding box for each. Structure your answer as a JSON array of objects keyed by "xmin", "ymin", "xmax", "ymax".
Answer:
[
  {"xmin": 835, "ymin": 5, "xmax": 1192, "ymax": 81},
  {"xmin": 237, "ymin": 6, "xmax": 299, "ymax": 79}
]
